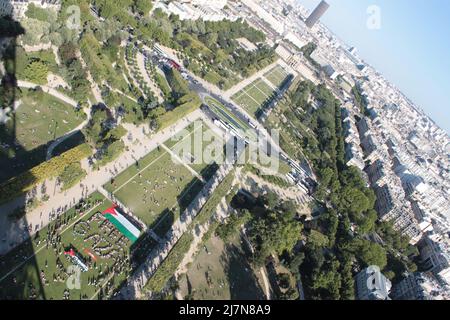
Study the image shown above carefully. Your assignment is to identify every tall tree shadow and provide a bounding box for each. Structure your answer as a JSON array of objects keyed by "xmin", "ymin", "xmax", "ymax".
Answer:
[
  {"xmin": 0, "ymin": 3, "xmax": 46, "ymax": 300},
  {"xmin": 222, "ymin": 238, "xmax": 266, "ymax": 300}
]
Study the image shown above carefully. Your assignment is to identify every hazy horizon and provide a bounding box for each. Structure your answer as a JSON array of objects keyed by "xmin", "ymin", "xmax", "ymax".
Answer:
[{"xmin": 298, "ymin": 0, "xmax": 450, "ymax": 135}]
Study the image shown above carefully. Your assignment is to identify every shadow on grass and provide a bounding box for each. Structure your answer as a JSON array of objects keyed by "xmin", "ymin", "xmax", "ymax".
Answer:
[
  {"xmin": 0, "ymin": 6, "xmax": 47, "ymax": 300},
  {"xmin": 151, "ymin": 208, "xmax": 175, "ymax": 239},
  {"xmin": 222, "ymin": 239, "xmax": 265, "ymax": 300}
]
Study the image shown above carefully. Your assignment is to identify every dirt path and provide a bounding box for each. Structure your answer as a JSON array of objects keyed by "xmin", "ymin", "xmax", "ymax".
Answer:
[
  {"xmin": 17, "ymin": 80, "xmax": 77, "ymax": 107},
  {"xmin": 260, "ymin": 267, "xmax": 271, "ymax": 300}
]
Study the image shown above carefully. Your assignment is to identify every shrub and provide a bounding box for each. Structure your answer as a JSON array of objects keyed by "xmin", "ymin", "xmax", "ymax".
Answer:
[
  {"xmin": 59, "ymin": 162, "xmax": 87, "ymax": 191},
  {"xmin": 0, "ymin": 144, "xmax": 92, "ymax": 204}
]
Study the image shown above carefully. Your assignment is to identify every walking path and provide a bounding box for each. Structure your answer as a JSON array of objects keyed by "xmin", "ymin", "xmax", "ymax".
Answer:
[
  {"xmin": 76, "ymin": 50, "xmax": 103, "ymax": 104},
  {"xmin": 17, "ymin": 80, "xmax": 77, "ymax": 107},
  {"xmin": 113, "ymin": 87, "xmax": 138, "ymax": 103},
  {"xmin": 260, "ymin": 267, "xmax": 271, "ymax": 300}
]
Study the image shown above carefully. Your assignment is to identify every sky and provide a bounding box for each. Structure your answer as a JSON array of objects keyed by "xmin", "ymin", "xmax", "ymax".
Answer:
[{"xmin": 298, "ymin": 0, "xmax": 450, "ymax": 134}]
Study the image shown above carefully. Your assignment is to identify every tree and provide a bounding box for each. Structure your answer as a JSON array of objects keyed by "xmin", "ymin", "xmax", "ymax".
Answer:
[
  {"xmin": 320, "ymin": 210, "xmax": 338, "ymax": 246},
  {"xmin": 263, "ymin": 190, "xmax": 279, "ymax": 209},
  {"xmin": 308, "ymin": 230, "xmax": 329, "ymax": 248},
  {"xmin": 338, "ymin": 186, "xmax": 371, "ymax": 215},
  {"xmin": 165, "ymin": 68, "xmax": 189, "ymax": 101},
  {"xmin": 339, "ymin": 259, "xmax": 355, "ymax": 300},
  {"xmin": 288, "ymin": 252, "xmax": 305, "ymax": 277},
  {"xmin": 353, "ymin": 239, "xmax": 387, "ymax": 270},
  {"xmin": 25, "ymin": 60, "xmax": 48, "ymax": 84},
  {"xmin": 357, "ymin": 209, "xmax": 377, "ymax": 234},
  {"xmin": 277, "ymin": 273, "xmax": 291, "ymax": 290},
  {"xmin": 248, "ymin": 201, "xmax": 302, "ymax": 266},
  {"xmin": 216, "ymin": 210, "xmax": 251, "ymax": 241}
]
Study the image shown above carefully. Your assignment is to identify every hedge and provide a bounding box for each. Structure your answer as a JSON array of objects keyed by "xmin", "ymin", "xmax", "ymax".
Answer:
[
  {"xmin": 95, "ymin": 140, "xmax": 125, "ymax": 168},
  {"xmin": 154, "ymin": 73, "xmax": 171, "ymax": 98},
  {"xmin": 156, "ymin": 93, "xmax": 201, "ymax": 131},
  {"xmin": 244, "ymin": 164, "xmax": 292, "ymax": 189},
  {"xmin": 193, "ymin": 169, "xmax": 235, "ymax": 226},
  {"xmin": 144, "ymin": 231, "xmax": 194, "ymax": 293},
  {"xmin": 0, "ymin": 144, "xmax": 92, "ymax": 204},
  {"xmin": 59, "ymin": 162, "xmax": 87, "ymax": 191}
]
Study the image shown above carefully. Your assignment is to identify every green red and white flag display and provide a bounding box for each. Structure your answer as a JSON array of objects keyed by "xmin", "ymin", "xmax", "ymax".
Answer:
[{"xmin": 101, "ymin": 205, "xmax": 141, "ymax": 243}]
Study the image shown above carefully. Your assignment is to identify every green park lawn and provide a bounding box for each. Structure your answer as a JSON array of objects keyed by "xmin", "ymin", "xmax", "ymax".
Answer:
[
  {"xmin": 233, "ymin": 93, "xmax": 261, "ymax": 117},
  {"xmin": 0, "ymin": 192, "xmax": 133, "ymax": 300},
  {"xmin": 14, "ymin": 89, "xmax": 84, "ymax": 151},
  {"xmin": 232, "ymin": 79, "xmax": 276, "ymax": 117},
  {"xmin": 111, "ymin": 150, "xmax": 200, "ymax": 227},
  {"xmin": 104, "ymin": 121, "xmax": 222, "ymax": 232},
  {"xmin": 178, "ymin": 233, "xmax": 266, "ymax": 300},
  {"xmin": 248, "ymin": 79, "xmax": 275, "ymax": 103}
]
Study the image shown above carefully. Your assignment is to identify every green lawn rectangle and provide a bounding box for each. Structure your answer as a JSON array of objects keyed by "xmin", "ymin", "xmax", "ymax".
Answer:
[
  {"xmin": 232, "ymin": 78, "xmax": 277, "ymax": 117},
  {"xmin": 112, "ymin": 151, "xmax": 199, "ymax": 227},
  {"xmin": 264, "ymin": 65, "xmax": 288, "ymax": 87}
]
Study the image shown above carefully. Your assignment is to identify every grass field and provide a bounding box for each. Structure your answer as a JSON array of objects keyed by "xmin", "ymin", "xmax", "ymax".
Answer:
[
  {"xmin": 13, "ymin": 89, "xmax": 84, "ymax": 151},
  {"xmin": 104, "ymin": 121, "xmax": 223, "ymax": 232},
  {"xmin": 111, "ymin": 151, "xmax": 199, "ymax": 227},
  {"xmin": 264, "ymin": 65, "xmax": 289, "ymax": 88},
  {"xmin": 178, "ymin": 233, "xmax": 266, "ymax": 300},
  {"xmin": 231, "ymin": 79, "xmax": 277, "ymax": 117},
  {"xmin": 0, "ymin": 192, "xmax": 133, "ymax": 300},
  {"xmin": 0, "ymin": 89, "xmax": 86, "ymax": 182}
]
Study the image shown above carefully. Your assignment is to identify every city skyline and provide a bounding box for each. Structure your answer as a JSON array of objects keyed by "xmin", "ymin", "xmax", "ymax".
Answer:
[{"xmin": 298, "ymin": 0, "xmax": 450, "ymax": 134}]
